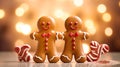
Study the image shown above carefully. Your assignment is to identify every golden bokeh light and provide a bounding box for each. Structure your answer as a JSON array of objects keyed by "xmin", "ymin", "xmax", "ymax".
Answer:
[
  {"xmin": 15, "ymin": 22, "xmax": 31, "ymax": 35},
  {"xmin": 102, "ymin": 13, "xmax": 111, "ymax": 22},
  {"xmin": 73, "ymin": 0, "xmax": 84, "ymax": 7},
  {"xmin": 22, "ymin": 24, "xmax": 31, "ymax": 35},
  {"xmin": 0, "ymin": 9, "xmax": 5, "ymax": 19},
  {"xmin": 15, "ymin": 3, "xmax": 29, "ymax": 17},
  {"xmin": 82, "ymin": 43, "xmax": 90, "ymax": 54},
  {"xmin": 85, "ymin": 19, "xmax": 96, "ymax": 35},
  {"xmin": 54, "ymin": 9, "xmax": 64, "ymax": 18},
  {"xmin": 16, "ymin": 22, "xmax": 24, "ymax": 33},
  {"xmin": 54, "ymin": 9, "xmax": 69, "ymax": 20},
  {"xmin": 20, "ymin": 3, "xmax": 29, "ymax": 12},
  {"xmin": 97, "ymin": 4, "xmax": 107, "ymax": 13},
  {"xmin": 15, "ymin": 7, "xmax": 25, "ymax": 17},
  {"xmin": 105, "ymin": 27, "xmax": 113, "ymax": 37}
]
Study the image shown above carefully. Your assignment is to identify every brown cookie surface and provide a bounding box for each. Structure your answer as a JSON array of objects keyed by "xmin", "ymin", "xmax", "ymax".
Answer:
[
  {"xmin": 61, "ymin": 16, "xmax": 89, "ymax": 63},
  {"xmin": 30, "ymin": 16, "xmax": 59, "ymax": 63}
]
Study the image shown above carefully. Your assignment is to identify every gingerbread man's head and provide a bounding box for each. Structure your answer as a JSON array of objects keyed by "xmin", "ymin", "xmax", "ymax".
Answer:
[
  {"xmin": 37, "ymin": 16, "xmax": 55, "ymax": 31},
  {"xmin": 65, "ymin": 16, "xmax": 82, "ymax": 31}
]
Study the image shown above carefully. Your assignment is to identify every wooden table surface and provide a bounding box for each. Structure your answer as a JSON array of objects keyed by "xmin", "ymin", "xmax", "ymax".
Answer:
[{"xmin": 0, "ymin": 52, "xmax": 120, "ymax": 67}]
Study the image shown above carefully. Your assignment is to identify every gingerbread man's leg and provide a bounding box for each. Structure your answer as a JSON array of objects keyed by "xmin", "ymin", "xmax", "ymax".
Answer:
[
  {"xmin": 74, "ymin": 51, "xmax": 86, "ymax": 63},
  {"xmin": 47, "ymin": 50, "xmax": 59, "ymax": 63},
  {"xmin": 33, "ymin": 51, "xmax": 46, "ymax": 63},
  {"xmin": 60, "ymin": 51, "xmax": 72, "ymax": 63}
]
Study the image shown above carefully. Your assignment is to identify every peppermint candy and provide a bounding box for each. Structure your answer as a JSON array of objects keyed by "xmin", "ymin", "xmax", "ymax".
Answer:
[
  {"xmin": 87, "ymin": 41, "xmax": 109, "ymax": 62},
  {"xmin": 15, "ymin": 44, "xmax": 32, "ymax": 62}
]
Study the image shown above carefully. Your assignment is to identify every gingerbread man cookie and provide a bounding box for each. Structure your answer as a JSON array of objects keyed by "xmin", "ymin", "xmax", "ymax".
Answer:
[
  {"xmin": 30, "ymin": 16, "xmax": 59, "ymax": 63},
  {"xmin": 87, "ymin": 41, "xmax": 109, "ymax": 62},
  {"xmin": 60, "ymin": 16, "xmax": 89, "ymax": 63},
  {"xmin": 15, "ymin": 44, "xmax": 32, "ymax": 62}
]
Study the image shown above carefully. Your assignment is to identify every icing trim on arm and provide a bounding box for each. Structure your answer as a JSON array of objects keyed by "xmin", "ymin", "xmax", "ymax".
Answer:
[
  {"xmin": 56, "ymin": 32, "xmax": 59, "ymax": 40},
  {"xmin": 83, "ymin": 32, "xmax": 87, "ymax": 40},
  {"xmin": 56, "ymin": 32, "xmax": 64, "ymax": 40},
  {"xmin": 33, "ymin": 32, "xmax": 36, "ymax": 40},
  {"xmin": 60, "ymin": 32, "xmax": 64, "ymax": 40}
]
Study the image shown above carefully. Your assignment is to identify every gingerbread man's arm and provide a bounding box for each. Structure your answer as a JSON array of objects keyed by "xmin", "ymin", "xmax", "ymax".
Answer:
[
  {"xmin": 79, "ymin": 31, "xmax": 89, "ymax": 40},
  {"xmin": 30, "ymin": 32, "xmax": 39, "ymax": 40},
  {"xmin": 56, "ymin": 32, "xmax": 64, "ymax": 40}
]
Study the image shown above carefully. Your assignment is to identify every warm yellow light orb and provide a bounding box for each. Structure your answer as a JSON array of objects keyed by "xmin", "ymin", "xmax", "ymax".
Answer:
[
  {"xmin": 105, "ymin": 27, "xmax": 113, "ymax": 37},
  {"xmin": 102, "ymin": 13, "xmax": 111, "ymax": 22},
  {"xmin": 20, "ymin": 3, "xmax": 29, "ymax": 12},
  {"xmin": 0, "ymin": 9, "xmax": 5, "ymax": 19},
  {"xmin": 82, "ymin": 43, "xmax": 90, "ymax": 54},
  {"xmin": 54, "ymin": 9, "xmax": 64, "ymax": 18},
  {"xmin": 16, "ymin": 22, "xmax": 24, "ymax": 33},
  {"xmin": 73, "ymin": 0, "xmax": 84, "ymax": 7},
  {"xmin": 15, "ymin": 7, "xmax": 25, "ymax": 17},
  {"xmin": 85, "ymin": 19, "xmax": 96, "ymax": 35},
  {"xmin": 54, "ymin": 9, "xmax": 69, "ymax": 20},
  {"xmin": 15, "ymin": 22, "xmax": 31, "ymax": 35},
  {"xmin": 97, "ymin": 4, "xmax": 107, "ymax": 13},
  {"xmin": 21, "ymin": 24, "xmax": 31, "ymax": 35}
]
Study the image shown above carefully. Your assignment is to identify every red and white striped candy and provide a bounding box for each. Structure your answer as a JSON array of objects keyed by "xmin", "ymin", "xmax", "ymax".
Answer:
[
  {"xmin": 90, "ymin": 41, "xmax": 99, "ymax": 50},
  {"xmin": 15, "ymin": 44, "xmax": 32, "ymax": 62},
  {"xmin": 100, "ymin": 44, "xmax": 109, "ymax": 54},
  {"xmin": 87, "ymin": 41, "xmax": 109, "ymax": 62}
]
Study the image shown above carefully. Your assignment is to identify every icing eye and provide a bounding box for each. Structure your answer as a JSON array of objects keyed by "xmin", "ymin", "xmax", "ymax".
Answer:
[
  {"xmin": 47, "ymin": 22, "xmax": 50, "ymax": 25},
  {"xmin": 42, "ymin": 22, "xmax": 45, "ymax": 25},
  {"xmin": 69, "ymin": 22, "xmax": 72, "ymax": 25},
  {"xmin": 74, "ymin": 22, "xmax": 78, "ymax": 25}
]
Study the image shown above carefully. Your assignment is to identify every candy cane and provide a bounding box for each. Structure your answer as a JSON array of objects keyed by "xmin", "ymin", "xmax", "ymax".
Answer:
[
  {"xmin": 15, "ymin": 44, "xmax": 32, "ymax": 62},
  {"xmin": 87, "ymin": 41, "xmax": 109, "ymax": 62},
  {"xmin": 100, "ymin": 44, "xmax": 109, "ymax": 54}
]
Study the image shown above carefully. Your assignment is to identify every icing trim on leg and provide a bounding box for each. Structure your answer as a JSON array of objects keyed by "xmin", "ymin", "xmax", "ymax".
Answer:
[
  {"xmin": 33, "ymin": 32, "xmax": 36, "ymax": 40},
  {"xmin": 34, "ymin": 55, "xmax": 43, "ymax": 61},
  {"xmin": 76, "ymin": 55, "xmax": 85, "ymax": 61},
  {"xmin": 62, "ymin": 55, "xmax": 71, "ymax": 61},
  {"xmin": 49, "ymin": 56, "xmax": 58, "ymax": 61}
]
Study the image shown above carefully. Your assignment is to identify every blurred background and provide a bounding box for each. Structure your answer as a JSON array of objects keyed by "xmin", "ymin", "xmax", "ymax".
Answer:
[{"xmin": 0, "ymin": 0, "xmax": 120, "ymax": 53}]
